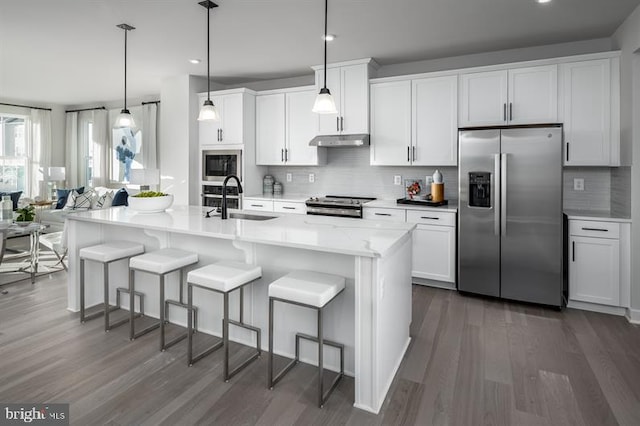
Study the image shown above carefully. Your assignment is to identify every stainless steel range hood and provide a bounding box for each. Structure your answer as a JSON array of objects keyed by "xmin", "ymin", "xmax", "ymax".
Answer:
[{"xmin": 309, "ymin": 134, "xmax": 370, "ymax": 147}]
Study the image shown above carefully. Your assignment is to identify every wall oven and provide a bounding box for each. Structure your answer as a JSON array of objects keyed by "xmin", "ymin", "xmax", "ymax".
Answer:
[
  {"xmin": 202, "ymin": 184, "xmax": 242, "ymax": 210},
  {"xmin": 202, "ymin": 150, "xmax": 242, "ymax": 182}
]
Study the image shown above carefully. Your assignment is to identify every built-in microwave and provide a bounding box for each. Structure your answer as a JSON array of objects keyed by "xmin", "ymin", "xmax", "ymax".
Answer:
[{"xmin": 202, "ymin": 150, "xmax": 242, "ymax": 182}]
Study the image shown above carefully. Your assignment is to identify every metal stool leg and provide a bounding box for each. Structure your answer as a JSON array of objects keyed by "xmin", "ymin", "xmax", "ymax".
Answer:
[
  {"xmin": 129, "ymin": 268, "xmax": 136, "ymax": 341},
  {"xmin": 188, "ymin": 283, "xmax": 194, "ymax": 365},
  {"xmin": 104, "ymin": 262, "xmax": 110, "ymax": 332},
  {"xmin": 160, "ymin": 273, "xmax": 165, "ymax": 351},
  {"xmin": 80, "ymin": 258, "xmax": 86, "ymax": 322},
  {"xmin": 223, "ymin": 291, "xmax": 230, "ymax": 381},
  {"xmin": 268, "ymin": 297, "xmax": 274, "ymax": 388},
  {"xmin": 318, "ymin": 307, "xmax": 323, "ymax": 408}
]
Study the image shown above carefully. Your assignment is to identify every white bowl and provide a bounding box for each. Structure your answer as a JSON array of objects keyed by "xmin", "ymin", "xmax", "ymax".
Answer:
[{"xmin": 128, "ymin": 194, "xmax": 174, "ymax": 213}]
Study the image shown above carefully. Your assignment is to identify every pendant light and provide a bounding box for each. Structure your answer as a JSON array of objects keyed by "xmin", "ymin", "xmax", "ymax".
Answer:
[
  {"xmin": 197, "ymin": 1, "xmax": 220, "ymax": 121},
  {"xmin": 312, "ymin": 0, "xmax": 337, "ymax": 114},
  {"xmin": 114, "ymin": 23, "xmax": 136, "ymax": 129}
]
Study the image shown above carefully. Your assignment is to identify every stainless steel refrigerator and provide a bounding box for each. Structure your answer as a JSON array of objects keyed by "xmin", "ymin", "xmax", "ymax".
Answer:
[{"xmin": 458, "ymin": 125, "xmax": 565, "ymax": 307}]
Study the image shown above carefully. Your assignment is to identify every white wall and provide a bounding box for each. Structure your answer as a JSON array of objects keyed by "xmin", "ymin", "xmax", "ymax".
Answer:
[{"xmin": 613, "ymin": 4, "xmax": 640, "ymax": 317}]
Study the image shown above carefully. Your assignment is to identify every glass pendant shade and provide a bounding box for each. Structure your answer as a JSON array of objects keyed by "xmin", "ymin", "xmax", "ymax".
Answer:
[
  {"xmin": 198, "ymin": 99, "xmax": 220, "ymax": 121},
  {"xmin": 114, "ymin": 109, "xmax": 136, "ymax": 128},
  {"xmin": 312, "ymin": 88, "xmax": 337, "ymax": 114}
]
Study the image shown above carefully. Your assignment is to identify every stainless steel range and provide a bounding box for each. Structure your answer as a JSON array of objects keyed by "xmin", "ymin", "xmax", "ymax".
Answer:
[{"xmin": 305, "ymin": 195, "xmax": 376, "ymax": 218}]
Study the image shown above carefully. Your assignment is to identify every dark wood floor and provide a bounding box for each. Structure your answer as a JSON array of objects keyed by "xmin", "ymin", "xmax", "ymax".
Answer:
[{"xmin": 1, "ymin": 272, "xmax": 640, "ymax": 425}]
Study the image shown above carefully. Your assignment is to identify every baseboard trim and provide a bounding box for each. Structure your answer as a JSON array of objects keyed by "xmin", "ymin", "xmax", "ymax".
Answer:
[
  {"xmin": 412, "ymin": 277, "xmax": 456, "ymax": 290},
  {"xmin": 567, "ymin": 300, "xmax": 627, "ymax": 317},
  {"xmin": 626, "ymin": 308, "xmax": 640, "ymax": 324}
]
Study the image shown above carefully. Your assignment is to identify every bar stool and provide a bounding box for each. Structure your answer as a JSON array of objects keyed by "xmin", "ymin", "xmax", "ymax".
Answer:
[
  {"xmin": 268, "ymin": 270, "xmax": 345, "ymax": 408},
  {"xmin": 129, "ymin": 248, "xmax": 199, "ymax": 350},
  {"xmin": 187, "ymin": 260, "xmax": 262, "ymax": 382},
  {"xmin": 79, "ymin": 241, "xmax": 145, "ymax": 332}
]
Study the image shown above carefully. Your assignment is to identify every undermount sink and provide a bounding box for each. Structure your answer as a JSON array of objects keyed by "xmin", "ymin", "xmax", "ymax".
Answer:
[{"xmin": 229, "ymin": 212, "xmax": 277, "ymax": 221}]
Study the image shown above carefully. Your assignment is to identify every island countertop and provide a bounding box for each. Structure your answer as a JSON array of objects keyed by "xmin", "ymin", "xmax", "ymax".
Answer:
[{"xmin": 66, "ymin": 205, "xmax": 415, "ymax": 258}]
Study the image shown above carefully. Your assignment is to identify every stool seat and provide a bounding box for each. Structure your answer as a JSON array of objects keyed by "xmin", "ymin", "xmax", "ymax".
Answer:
[
  {"xmin": 130, "ymin": 248, "xmax": 198, "ymax": 274},
  {"xmin": 268, "ymin": 270, "xmax": 345, "ymax": 308},
  {"xmin": 188, "ymin": 261, "xmax": 262, "ymax": 293},
  {"xmin": 80, "ymin": 241, "xmax": 144, "ymax": 263}
]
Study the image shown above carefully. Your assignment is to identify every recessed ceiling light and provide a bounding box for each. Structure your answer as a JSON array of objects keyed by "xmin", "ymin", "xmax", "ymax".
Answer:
[
  {"xmin": 189, "ymin": 59, "xmax": 201, "ymax": 64},
  {"xmin": 323, "ymin": 34, "xmax": 336, "ymax": 41},
  {"xmin": 536, "ymin": 0, "xmax": 552, "ymax": 3}
]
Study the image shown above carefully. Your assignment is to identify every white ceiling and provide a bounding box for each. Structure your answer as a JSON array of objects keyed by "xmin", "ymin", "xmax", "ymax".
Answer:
[{"xmin": 1, "ymin": 0, "xmax": 639, "ymax": 106}]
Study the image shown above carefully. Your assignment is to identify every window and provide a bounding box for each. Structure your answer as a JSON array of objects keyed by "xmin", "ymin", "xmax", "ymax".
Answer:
[{"xmin": 0, "ymin": 115, "xmax": 27, "ymax": 193}]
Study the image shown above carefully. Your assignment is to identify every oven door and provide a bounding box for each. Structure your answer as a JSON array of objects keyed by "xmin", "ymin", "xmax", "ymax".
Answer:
[
  {"xmin": 202, "ymin": 184, "xmax": 241, "ymax": 209},
  {"xmin": 202, "ymin": 150, "xmax": 242, "ymax": 182}
]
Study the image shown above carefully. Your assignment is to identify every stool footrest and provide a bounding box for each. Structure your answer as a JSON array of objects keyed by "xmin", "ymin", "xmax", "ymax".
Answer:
[
  {"xmin": 270, "ymin": 357, "xmax": 299, "ymax": 389},
  {"xmin": 81, "ymin": 303, "xmax": 120, "ymax": 323},
  {"xmin": 165, "ymin": 299, "xmax": 198, "ymax": 332},
  {"xmin": 131, "ymin": 320, "xmax": 160, "ymax": 340},
  {"xmin": 189, "ymin": 339, "xmax": 224, "ymax": 366},
  {"xmin": 163, "ymin": 332, "xmax": 188, "ymax": 351}
]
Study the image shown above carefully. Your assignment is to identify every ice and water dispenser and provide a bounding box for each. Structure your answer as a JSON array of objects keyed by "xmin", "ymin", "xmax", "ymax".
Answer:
[{"xmin": 468, "ymin": 172, "xmax": 491, "ymax": 208}]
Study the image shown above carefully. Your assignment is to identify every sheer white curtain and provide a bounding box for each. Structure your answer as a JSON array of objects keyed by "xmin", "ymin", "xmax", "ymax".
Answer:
[
  {"xmin": 142, "ymin": 103, "xmax": 158, "ymax": 169},
  {"xmin": 91, "ymin": 110, "xmax": 109, "ymax": 187},
  {"xmin": 29, "ymin": 109, "xmax": 52, "ymax": 197},
  {"xmin": 65, "ymin": 112, "xmax": 79, "ymax": 188}
]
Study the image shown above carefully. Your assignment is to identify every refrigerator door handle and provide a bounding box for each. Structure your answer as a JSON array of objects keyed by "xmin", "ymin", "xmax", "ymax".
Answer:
[
  {"xmin": 501, "ymin": 153, "xmax": 508, "ymax": 235},
  {"xmin": 494, "ymin": 154, "xmax": 501, "ymax": 236}
]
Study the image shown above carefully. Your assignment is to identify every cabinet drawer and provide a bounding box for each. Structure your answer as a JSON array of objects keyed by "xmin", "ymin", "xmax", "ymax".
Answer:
[
  {"xmin": 406, "ymin": 209, "xmax": 455, "ymax": 226},
  {"xmin": 244, "ymin": 199, "xmax": 274, "ymax": 212},
  {"xmin": 363, "ymin": 208, "xmax": 405, "ymax": 222},
  {"xmin": 569, "ymin": 220, "xmax": 619, "ymax": 239},
  {"xmin": 273, "ymin": 201, "xmax": 306, "ymax": 214}
]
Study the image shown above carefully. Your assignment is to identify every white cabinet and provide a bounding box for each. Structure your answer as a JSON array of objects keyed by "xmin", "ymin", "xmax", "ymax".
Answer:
[
  {"xmin": 243, "ymin": 198, "xmax": 274, "ymax": 212},
  {"xmin": 244, "ymin": 197, "xmax": 306, "ymax": 215},
  {"xmin": 363, "ymin": 207, "xmax": 406, "ymax": 222},
  {"xmin": 459, "ymin": 65, "xmax": 557, "ymax": 127},
  {"xmin": 406, "ymin": 209, "xmax": 456, "ymax": 283},
  {"xmin": 560, "ymin": 58, "xmax": 619, "ymax": 166},
  {"xmin": 314, "ymin": 59, "xmax": 377, "ymax": 135},
  {"xmin": 569, "ymin": 221, "xmax": 620, "ymax": 306},
  {"xmin": 199, "ymin": 89, "xmax": 254, "ymax": 145},
  {"xmin": 370, "ymin": 74, "xmax": 457, "ymax": 166},
  {"xmin": 273, "ymin": 201, "xmax": 306, "ymax": 214},
  {"xmin": 256, "ymin": 87, "xmax": 325, "ymax": 166}
]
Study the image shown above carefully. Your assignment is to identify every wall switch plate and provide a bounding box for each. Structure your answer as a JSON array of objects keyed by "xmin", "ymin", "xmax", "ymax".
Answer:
[
  {"xmin": 394, "ymin": 175, "xmax": 402, "ymax": 185},
  {"xmin": 309, "ymin": 173, "xmax": 315, "ymax": 183},
  {"xmin": 286, "ymin": 173, "xmax": 292, "ymax": 182},
  {"xmin": 573, "ymin": 178, "xmax": 584, "ymax": 191}
]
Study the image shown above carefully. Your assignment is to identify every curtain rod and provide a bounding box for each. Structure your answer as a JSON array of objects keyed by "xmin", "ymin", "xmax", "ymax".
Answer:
[
  {"xmin": 65, "ymin": 106, "xmax": 106, "ymax": 113},
  {"xmin": 0, "ymin": 102, "xmax": 51, "ymax": 111},
  {"xmin": 141, "ymin": 100, "xmax": 160, "ymax": 105}
]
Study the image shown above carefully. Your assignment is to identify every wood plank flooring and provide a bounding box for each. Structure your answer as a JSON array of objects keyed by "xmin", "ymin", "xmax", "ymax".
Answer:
[{"xmin": 1, "ymin": 272, "xmax": 639, "ymax": 425}]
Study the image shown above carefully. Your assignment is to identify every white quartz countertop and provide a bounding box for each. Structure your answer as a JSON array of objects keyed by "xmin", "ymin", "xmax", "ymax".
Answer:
[
  {"xmin": 365, "ymin": 199, "xmax": 458, "ymax": 213},
  {"xmin": 68, "ymin": 205, "xmax": 415, "ymax": 258},
  {"xmin": 244, "ymin": 194, "xmax": 309, "ymax": 202},
  {"xmin": 564, "ymin": 209, "xmax": 632, "ymax": 223}
]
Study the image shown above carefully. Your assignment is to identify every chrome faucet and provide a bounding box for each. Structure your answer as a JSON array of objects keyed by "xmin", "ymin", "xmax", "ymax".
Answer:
[{"xmin": 221, "ymin": 175, "xmax": 243, "ymax": 219}]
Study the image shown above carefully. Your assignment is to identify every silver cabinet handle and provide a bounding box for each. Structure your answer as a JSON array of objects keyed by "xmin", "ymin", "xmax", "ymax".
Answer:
[
  {"xmin": 340, "ymin": 116, "xmax": 344, "ymax": 131},
  {"xmin": 282, "ymin": 206, "xmax": 296, "ymax": 210},
  {"xmin": 566, "ymin": 142, "xmax": 570, "ymax": 162},
  {"xmin": 509, "ymin": 103, "xmax": 513, "ymax": 121},
  {"xmin": 501, "ymin": 153, "xmax": 508, "ymax": 235},
  {"xmin": 281, "ymin": 149, "xmax": 284, "ymax": 162},
  {"xmin": 420, "ymin": 216, "xmax": 440, "ymax": 220},
  {"xmin": 375, "ymin": 213, "xmax": 391, "ymax": 216},
  {"xmin": 336, "ymin": 117, "xmax": 340, "ymax": 132},
  {"xmin": 250, "ymin": 204, "xmax": 263, "ymax": 207},
  {"xmin": 494, "ymin": 154, "xmax": 500, "ymax": 236},
  {"xmin": 503, "ymin": 103, "xmax": 507, "ymax": 122},
  {"xmin": 407, "ymin": 146, "xmax": 410, "ymax": 162},
  {"xmin": 581, "ymin": 227, "xmax": 609, "ymax": 232}
]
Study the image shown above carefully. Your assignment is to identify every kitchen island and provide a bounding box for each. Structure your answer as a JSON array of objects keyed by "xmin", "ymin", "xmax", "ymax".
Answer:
[{"xmin": 65, "ymin": 205, "xmax": 415, "ymax": 414}]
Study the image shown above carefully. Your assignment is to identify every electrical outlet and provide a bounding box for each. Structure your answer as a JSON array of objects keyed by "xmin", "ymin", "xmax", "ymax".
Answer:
[
  {"xmin": 309, "ymin": 173, "xmax": 315, "ymax": 183},
  {"xmin": 573, "ymin": 178, "xmax": 584, "ymax": 191},
  {"xmin": 286, "ymin": 173, "xmax": 292, "ymax": 182},
  {"xmin": 394, "ymin": 175, "xmax": 402, "ymax": 185}
]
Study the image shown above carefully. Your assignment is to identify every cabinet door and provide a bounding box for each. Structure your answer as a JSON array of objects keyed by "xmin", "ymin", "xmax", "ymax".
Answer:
[
  {"xmin": 412, "ymin": 75, "xmax": 458, "ymax": 165},
  {"xmin": 273, "ymin": 201, "xmax": 306, "ymax": 214},
  {"xmin": 508, "ymin": 65, "xmax": 557, "ymax": 124},
  {"xmin": 561, "ymin": 59, "xmax": 611, "ymax": 165},
  {"xmin": 370, "ymin": 81, "xmax": 411, "ymax": 165},
  {"xmin": 199, "ymin": 94, "xmax": 222, "ymax": 144},
  {"xmin": 459, "ymin": 70, "xmax": 508, "ymax": 127},
  {"xmin": 256, "ymin": 94, "xmax": 285, "ymax": 165},
  {"xmin": 316, "ymin": 67, "xmax": 342, "ymax": 134},
  {"xmin": 412, "ymin": 224, "xmax": 456, "ymax": 282},
  {"xmin": 569, "ymin": 235, "xmax": 620, "ymax": 306},
  {"xmin": 286, "ymin": 90, "xmax": 320, "ymax": 165},
  {"xmin": 340, "ymin": 64, "xmax": 369, "ymax": 134},
  {"xmin": 219, "ymin": 93, "xmax": 244, "ymax": 144}
]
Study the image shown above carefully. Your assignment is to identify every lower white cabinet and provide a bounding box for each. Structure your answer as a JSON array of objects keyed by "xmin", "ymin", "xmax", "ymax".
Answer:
[
  {"xmin": 569, "ymin": 219, "xmax": 622, "ymax": 307},
  {"xmin": 364, "ymin": 206, "xmax": 457, "ymax": 285},
  {"xmin": 244, "ymin": 197, "xmax": 306, "ymax": 215}
]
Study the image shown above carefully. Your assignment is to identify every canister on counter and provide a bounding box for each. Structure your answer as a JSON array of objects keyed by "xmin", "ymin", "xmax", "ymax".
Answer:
[
  {"xmin": 273, "ymin": 181, "xmax": 283, "ymax": 195},
  {"xmin": 263, "ymin": 175, "xmax": 274, "ymax": 194}
]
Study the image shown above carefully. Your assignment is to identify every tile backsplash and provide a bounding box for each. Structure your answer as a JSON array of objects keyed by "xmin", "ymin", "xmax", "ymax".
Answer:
[
  {"xmin": 610, "ymin": 166, "xmax": 631, "ymax": 217},
  {"xmin": 265, "ymin": 147, "xmax": 458, "ymax": 200},
  {"xmin": 562, "ymin": 167, "xmax": 611, "ymax": 211}
]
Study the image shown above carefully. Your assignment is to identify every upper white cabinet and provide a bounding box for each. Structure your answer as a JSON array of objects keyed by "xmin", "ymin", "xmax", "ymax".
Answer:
[
  {"xmin": 560, "ymin": 58, "xmax": 620, "ymax": 166},
  {"xmin": 256, "ymin": 87, "xmax": 325, "ymax": 166},
  {"xmin": 370, "ymin": 74, "xmax": 457, "ymax": 166},
  {"xmin": 198, "ymin": 89, "xmax": 256, "ymax": 146},
  {"xmin": 459, "ymin": 65, "xmax": 557, "ymax": 127},
  {"xmin": 313, "ymin": 59, "xmax": 378, "ymax": 135}
]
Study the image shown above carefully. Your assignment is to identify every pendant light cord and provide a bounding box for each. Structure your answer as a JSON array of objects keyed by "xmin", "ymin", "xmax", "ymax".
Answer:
[
  {"xmin": 124, "ymin": 28, "xmax": 128, "ymax": 111},
  {"xmin": 207, "ymin": 2, "xmax": 211, "ymax": 101},
  {"xmin": 323, "ymin": 0, "xmax": 328, "ymax": 89}
]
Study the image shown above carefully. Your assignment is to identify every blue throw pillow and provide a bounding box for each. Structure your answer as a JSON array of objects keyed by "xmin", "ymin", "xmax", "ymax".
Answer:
[
  {"xmin": 56, "ymin": 187, "xmax": 84, "ymax": 209},
  {"xmin": 111, "ymin": 188, "xmax": 128, "ymax": 206},
  {"xmin": 0, "ymin": 191, "xmax": 22, "ymax": 210}
]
